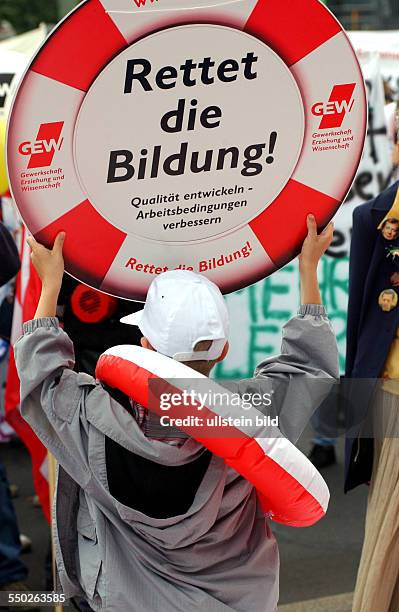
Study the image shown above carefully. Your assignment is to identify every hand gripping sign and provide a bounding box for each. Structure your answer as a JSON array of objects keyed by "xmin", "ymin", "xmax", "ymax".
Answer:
[
  {"xmin": 96, "ymin": 345, "xmax": 330, "ymax": 527},
  {"xmin": 7, "ymin": 0, "xmax": 367, "ymax": 301}
]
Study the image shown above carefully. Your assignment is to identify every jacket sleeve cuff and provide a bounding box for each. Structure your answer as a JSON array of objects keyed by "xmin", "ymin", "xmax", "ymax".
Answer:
[
  {"xmin": 23, "ymin": 318, "xmax": 60, "ymax": 334},
  {"xmin": 298, "ymin": 304, "xmax": 327, "ymax": 317}
]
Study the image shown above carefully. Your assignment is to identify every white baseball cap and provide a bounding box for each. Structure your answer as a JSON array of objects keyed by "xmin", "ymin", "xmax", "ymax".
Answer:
[{"xmin": 121, "ymin": 270, "xmax": 229, "ymax": 362}]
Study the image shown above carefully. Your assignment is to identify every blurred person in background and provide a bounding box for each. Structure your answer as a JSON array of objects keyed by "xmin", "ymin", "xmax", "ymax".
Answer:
[
  {"xmin": 385, "ymin": 99, "xmax": 399, "ymax": 184},
  {"xmin": 346, "ymin": 177, "xmax": 399, "ymax": 611}
]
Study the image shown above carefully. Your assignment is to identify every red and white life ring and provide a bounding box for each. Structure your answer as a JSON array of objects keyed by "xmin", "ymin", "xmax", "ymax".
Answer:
[
  {"xmin": 96, "ymin": 345, "xmax": 330, "ymax": 528},
  {"xmin": 7, "ymin": 0, "xmax": 366, "ymax": 301}
]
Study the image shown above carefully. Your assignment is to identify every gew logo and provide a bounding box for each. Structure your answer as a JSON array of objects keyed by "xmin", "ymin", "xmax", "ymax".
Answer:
[
  {"xmin": 18, "ymin": 122, "xmax": 64, "ymax": 169},
  {"xmin": 0, "ymin": 74, "xmax": 14, "ymax": 109},
  {"xmin": 132, "ymin": 0, "xmax": 158, "ymax": 7},
  {"xmin": 312, "ymin": 83, "xmax": 356, "ymax": 130}
]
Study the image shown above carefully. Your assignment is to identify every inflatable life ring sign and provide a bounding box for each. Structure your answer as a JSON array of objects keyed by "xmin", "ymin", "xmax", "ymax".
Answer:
[
  {"xmin": 96, "ymin": 345, "xmax": 330, "ymax": 527},
  {"xmin": 7, "ymin": 0, "xmax": 367, "ymax": 302}
]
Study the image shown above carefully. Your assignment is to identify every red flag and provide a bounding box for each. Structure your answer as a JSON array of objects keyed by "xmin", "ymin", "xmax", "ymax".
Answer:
[{"xmin": 5, "ymin": 226, "xmax": 50, "ymax": 522}]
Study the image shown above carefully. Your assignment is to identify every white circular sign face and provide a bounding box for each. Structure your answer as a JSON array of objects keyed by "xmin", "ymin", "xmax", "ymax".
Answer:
[{"xmin": 74, "ymin": 25, "xmax": 304, "ymax": 243}]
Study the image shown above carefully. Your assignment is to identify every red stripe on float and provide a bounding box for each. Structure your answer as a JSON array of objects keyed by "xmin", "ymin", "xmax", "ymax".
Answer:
[
  {"xmin": 35, "ymin": 200, "xmax": 127, "ymax": 288},
  {"xmin": 245, "ymin": 0, "xmax": 342, "ymax": 66},
  {"xmin": 31, "ymin": 0, "xmax": 127, "ymax": 91},
  {"xmin": 227, "ymin": 440, "xmax": 325, "ymax": 527},
  {"xmin": 96, "ymin": 354, "xmax": 325, "ymax": 527},
  {"xmin": 249, "ymin": 180, "xmax": 339, "ymax": 267}
]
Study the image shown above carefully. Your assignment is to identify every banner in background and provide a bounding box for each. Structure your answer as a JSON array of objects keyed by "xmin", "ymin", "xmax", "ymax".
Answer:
[
  {"xmin": 329, "ymin": 55, "xmax": 393, "ymax": 261},
  {"xmin": 0, "ymin": 49, "xmax": 26, "ymax": 121},
  {"xmin": 0, "ymin": 49, "xmax": 27, "ymax": 195},
  {"xmin": 349, "ymin": 30, "xmax": 399, "ymax": 97}
]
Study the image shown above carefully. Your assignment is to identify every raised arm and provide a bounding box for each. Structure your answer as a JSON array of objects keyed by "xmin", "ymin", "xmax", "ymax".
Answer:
[
  {"xmin": 257, "ymin": 215, "xmax": 337, "ymax": 377},
  {"xmin": 251, "ymin": 216, "xmax": 339, "ymax": 441},
  {"xmin": 14, "ymin": 232, "xmax": 95, "ymax": 486},
  {"xmin": 27, "ymin": 231, "xmax": 65, "ymax": 319},
  {"xmin": 299, "ymin": 214, "xmax": 333, "ymax": 306}
]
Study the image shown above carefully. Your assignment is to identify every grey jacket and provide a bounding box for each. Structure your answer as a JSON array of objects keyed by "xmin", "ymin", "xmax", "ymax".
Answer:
[{"xmin": 14, "ymin": 305, "xmax": 338, "ymax": 612}]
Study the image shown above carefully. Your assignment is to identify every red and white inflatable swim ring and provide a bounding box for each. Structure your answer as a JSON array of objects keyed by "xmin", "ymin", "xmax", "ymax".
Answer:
[
  {"xmin": 96, "ymin": 345, "xmax": 330, "ymax": 528},
  {"xmin": 7, "ymin": 0, "xmax": 366, "ymax": 301}
]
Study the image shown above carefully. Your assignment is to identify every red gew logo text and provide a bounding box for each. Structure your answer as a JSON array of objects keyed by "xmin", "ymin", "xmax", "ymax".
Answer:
[
  {"xmin": 18, "ymin": 121, "xmax": 64, "ymax": 169},
  {"xmin": 132, "ymin": 0, "xmax": 158, "ymax": 7},
  {"xmin": 312, "ymin": 83, "xmax": 356, "ymax": 129}
]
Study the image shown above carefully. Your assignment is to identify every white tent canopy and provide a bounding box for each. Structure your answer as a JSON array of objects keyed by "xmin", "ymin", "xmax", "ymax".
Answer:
[
  {"xmin": 0, "ymin": 24, "xmax": 47, "ymax": 56},
  {"xmin": 0, "ymin": 25, "xmax": 47, "ymax": 120}
]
